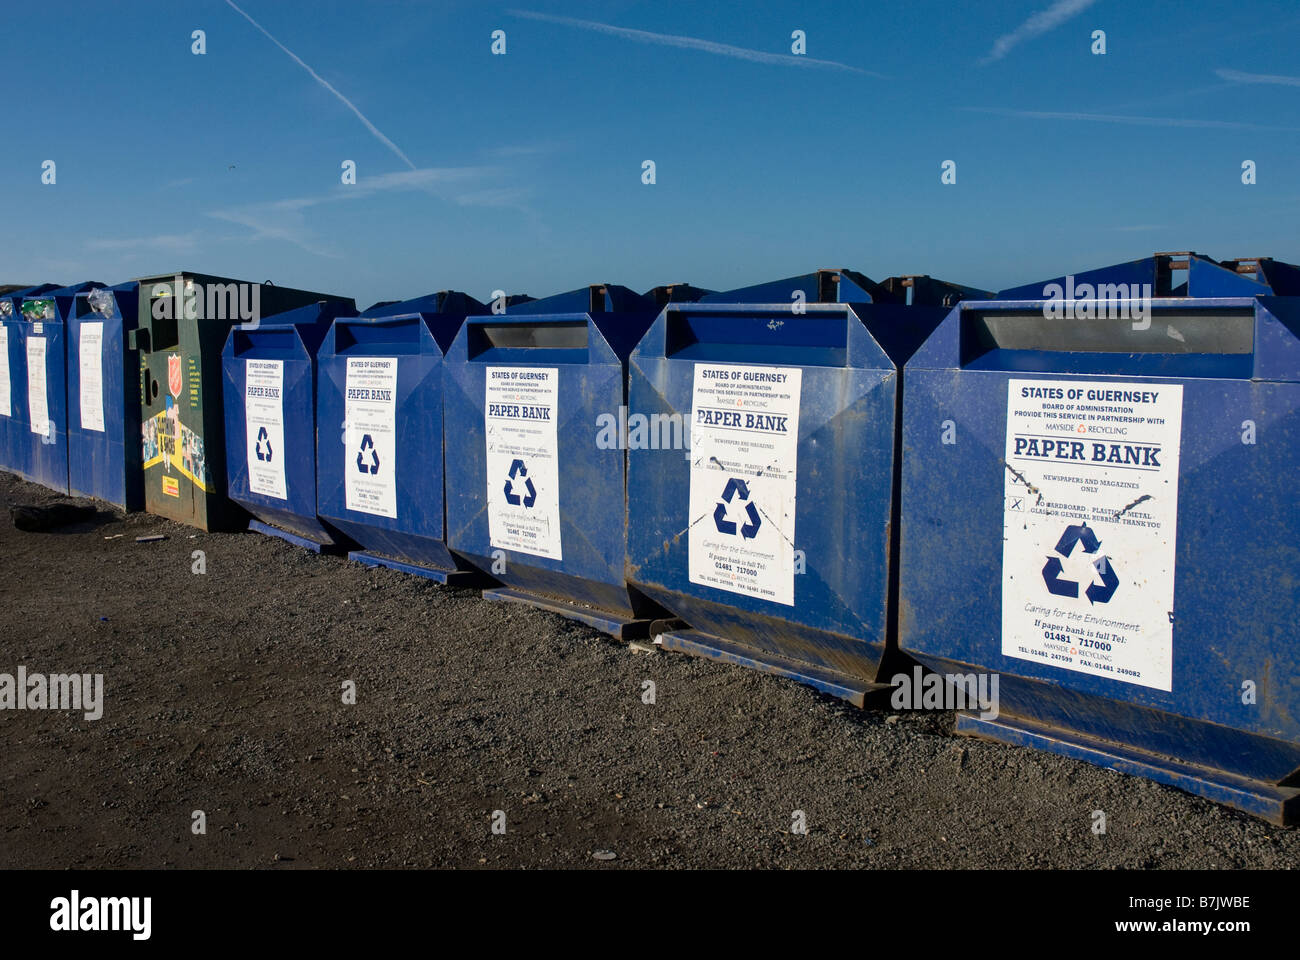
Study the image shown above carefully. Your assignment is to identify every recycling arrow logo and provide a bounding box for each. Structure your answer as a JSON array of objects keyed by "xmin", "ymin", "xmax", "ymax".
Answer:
[
  {"xmin": 1041, "ymin": 522, "xmax": 1119, "ymax": 604},
  {"xmin": 356, "ymin": 434, "xmax": 380, "ymax": 475},
  {"xmin": 713, "ymin": 477, "xmax": 761, "ymax": 540},
  {"xmin": 504, "ymin": 458, "xmax": 537, "ymax": 508},
  {"xmin": 255, "ymin": 426, "xmax": 273, "ymax": 462}
]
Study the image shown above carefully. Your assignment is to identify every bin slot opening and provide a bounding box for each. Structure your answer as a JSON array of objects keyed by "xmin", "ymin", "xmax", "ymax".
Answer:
[
  {"xmin": 233, "ymin": 327, "xmax": 297, "ymax": 356},
  {"xmin": 22, "ymin": 299, "xmax": 57, "ymax": 321},
  {"xmin": 469, "ymin": 322, "xmax": 588, "ymax": 352},
  {"xmin": 335, "ymin": 316, "xmax": 425, "ymax": 351},
  {"xmin": 963, "ymin": 309, "xmax": 1254, "ymax": 363},
  {"xmin": 76, "ymin": 297, "xmax": 113, "ymax": 320},
  {"xmin": 147, "ymin": 310, "xmax": 179, "ymax": 351},
  {"xmin": 664, "ymin": 311, "xmax": 851, "ymax": 366}
]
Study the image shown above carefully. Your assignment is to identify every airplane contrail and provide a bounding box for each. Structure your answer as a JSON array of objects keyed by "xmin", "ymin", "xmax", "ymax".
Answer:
[
  {"xmin": 1216, "ymin": 68, "xmax": 1300, "ymax": 87},
  {"xmin": 224, "ymin": 0, "xmax": 416, "ymax": 169},
  {"xmin": 509, "ymin": 9, "xmax": 879, "ymax": 76},
  {"xmin": 981, "ymin": 0, "xmax": 1099, "ymax": 65},
  {"xmin": 965, "ymin": 106, "xmax": 1300, "ymax": 132}
]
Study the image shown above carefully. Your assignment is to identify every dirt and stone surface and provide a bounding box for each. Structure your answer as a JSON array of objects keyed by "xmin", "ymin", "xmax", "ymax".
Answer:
[{"xmin": 0, "ymin": 472, "xmax": 1295, "ymax": 869}]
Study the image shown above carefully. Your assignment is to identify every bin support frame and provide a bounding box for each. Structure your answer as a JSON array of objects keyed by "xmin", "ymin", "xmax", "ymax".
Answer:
[{"xmin": 955, "ymin": 712, "xmax": 1299, "ymax": 825}]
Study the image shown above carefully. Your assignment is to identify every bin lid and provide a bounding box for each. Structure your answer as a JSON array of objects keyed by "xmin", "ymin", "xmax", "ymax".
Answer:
[
  {"xmin": 505, "ymin": 283, "xmax": 650, "ymax": 315},
  {"xmin": 362, "ymin": 290, "xmax": 487, "ymax": 318},
  {"xmin": 997, "ymin": 252, "xmax": 1300, "ymax": 300},
  {"xmin": 643, "ymin": 282, "xmax": 715, "ymax": 308},
  {"xmin": 702, "ymin": 268, "xmax": 991, "ymax": 307}
]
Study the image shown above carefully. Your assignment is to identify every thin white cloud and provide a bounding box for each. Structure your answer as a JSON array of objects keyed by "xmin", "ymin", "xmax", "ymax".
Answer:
[
  {"xmin": 86, "ymin": 234, "xmax": 199, "ymax": 252},
  {"xmin": 965, "ymin": 106, "xmax": 1300, "ymax": 131},
  {"xmin": 1216, "ymin": 68, "xmax": 1300, "ymax": 87},
  {"xmin": 224, "ymin": 0, "xmax": 417, "ymax": 170},
  {"xmin": 207, "ymin": 166, "xmax": 515, "ymax": 256},
  {"xmin": 981, "ymin": 0, "xmax": 1100, "ymax": 65},
  {"xmin": 508, "ymin": 9, "xmax": 879, "ymax": 76}
]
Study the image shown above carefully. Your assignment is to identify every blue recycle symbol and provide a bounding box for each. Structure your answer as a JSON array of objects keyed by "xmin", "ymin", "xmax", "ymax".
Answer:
[
  {"xmin": 1041, "ymin": 522, "xmax": 1119, "ymax": 604},
  {"xmin": 714, "ymin": 477, "xmax": 761, "ymax": 540},
  {"xmin": 356, "ymin": 434, "xmax": 380, "ymax": 475},
  {"xmin": 504, "ymin": 458, "xmax": 537, "ymax": 508},
  {"xmin": 255, "ymin": 426, "xmax": 273, "ymax": 462}
]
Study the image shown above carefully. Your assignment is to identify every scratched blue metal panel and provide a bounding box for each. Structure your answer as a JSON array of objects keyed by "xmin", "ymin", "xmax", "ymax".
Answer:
[
  {"xmin": 66, "ymin": 282, "xmax": 144, "ymax": 511},
  {"xmin": 14, "ymin": 282, "xmax": 102, "ymax": 494},
  {"xmin": 0, "ymin": 285, "xmax": 60, "ymax": 480},
  {"xmin": 222, "ymin": 301, "xmax": 357, "ymax": 546},
  {"xmin": 900, "ymin": 295, "xmax": 1300, "ymax": 809},
  {"xmin": 626, "ymin": 302, "xmax": 911, "ymax": 683},
  {"xmin": 443, "ymin": 299, "xmax": 659, "ymax": 619},
  {"xmin": 315, "ymin": 296, "xmax": 485, "ymax": 571}
]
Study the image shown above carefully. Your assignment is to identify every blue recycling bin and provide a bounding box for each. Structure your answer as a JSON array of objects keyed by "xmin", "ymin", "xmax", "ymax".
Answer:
[
  {"xmin": 443, "ymin": 284, "xmax": 671, "ymax": 637},
  {"xmin": 316, "ymin": 291, "xmax": 487, "ymax": 580},
  {"xmin": 0, "ymin": 285, "xmax": 59, "ymax": 479},
  {"xmin": 65, "ymin": 283, "xmax": 144, "ymax": 511},
  {"xmin": 222, "ymin": 300, "xmax": 358, "ymax": 551},
  {"xmin": 626, "ymin": 269, "xmax": 991, "ymax": 702},
  {"xmin": 900, "ymin": 253, "xmax": 1300, "ymax": 823},
  {"xmin": 12, "ymin": 282, "xmax": 102, "ymax": 494}
]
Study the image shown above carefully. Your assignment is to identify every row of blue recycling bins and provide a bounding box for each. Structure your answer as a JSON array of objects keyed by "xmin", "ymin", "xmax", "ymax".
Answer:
[
  {"xmin": 0, "ymin": 282, "xmax": 143, "ymax": 509},
  {"xmin": 3, "ymin": 253, "xmax": 1298, "ymax": 824}
]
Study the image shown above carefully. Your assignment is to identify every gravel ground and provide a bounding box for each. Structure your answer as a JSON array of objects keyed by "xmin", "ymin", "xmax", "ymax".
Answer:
[{"xmin": 0, "ymin": 471, "xmax": 1295, "ymax": 869}]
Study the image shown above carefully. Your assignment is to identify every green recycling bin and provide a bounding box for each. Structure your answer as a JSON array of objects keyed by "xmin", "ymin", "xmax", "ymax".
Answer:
[{"xmin": 130, "ymin": 273, "xmax": 353, "ymax": 531}]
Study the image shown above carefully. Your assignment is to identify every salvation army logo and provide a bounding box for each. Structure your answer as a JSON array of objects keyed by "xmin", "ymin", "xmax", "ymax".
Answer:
[
  {"xmin": 1041, "ymin": 522, "xmax": 1119, "ymax": 604},
  {"xmin": 167, "ymin": 354, "xmax": 183, "ymax": 398}
]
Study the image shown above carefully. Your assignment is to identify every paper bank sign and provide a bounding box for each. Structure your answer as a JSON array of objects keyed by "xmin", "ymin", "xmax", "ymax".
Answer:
[
  {"xmin": 695, "ymin": 408, "xmax": 790, "ymax": 433},
  {"xmin": 1002, "ymin": 378, "xmax": 1183, "ymax": 692},
  {"xmin": 1012, "ymin": 436, "xmax": 1163, "ymax": 467},
  {"xmin": 487, "ymin": 402, "xmax": 551, "ymax": 420}
]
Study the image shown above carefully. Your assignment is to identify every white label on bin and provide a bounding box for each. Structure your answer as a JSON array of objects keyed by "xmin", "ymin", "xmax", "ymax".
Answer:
[
  {"xmin": 79, "ymin": 321, "xmax": 105, "ymax": 433},
  {"xmin": 485, "ymin": 366, "xmax": 562, "ymax": 560},
  {"xmin": 245, "ymin": 358, "xmax": 287, "ymax": 500},
  {"xmin": 688, "ymin": 363, "xmax": 802, "ymax": 606},
  {"xmin": 1002, "ymin": 379, "xmax": 1183, "ymax": 692},
  {"xmin": 0, "ymin": 326, "xmax": 9, "ymax": 417},
  {"xmin": 27, "ymin": 336, "xmax": 48, "ymax": 438},
  {"xmin": 344, "ymin": 357, "xmax": 398, "ymax": 519}
]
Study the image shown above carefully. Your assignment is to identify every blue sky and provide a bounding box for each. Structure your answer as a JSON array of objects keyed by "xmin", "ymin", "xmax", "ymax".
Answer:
[{"xmin": 3, "ymin": 0, "xmax": 1298, "ymax": 307}]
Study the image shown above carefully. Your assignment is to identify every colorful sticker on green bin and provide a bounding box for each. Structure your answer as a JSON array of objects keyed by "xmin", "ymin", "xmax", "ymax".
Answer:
[{"xmin": 22, "ymin": 299, "xmax": 55, "ymax": 321}]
